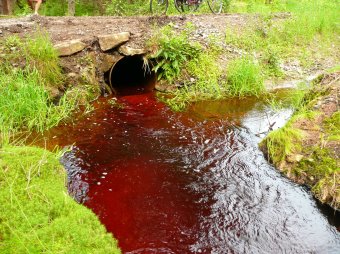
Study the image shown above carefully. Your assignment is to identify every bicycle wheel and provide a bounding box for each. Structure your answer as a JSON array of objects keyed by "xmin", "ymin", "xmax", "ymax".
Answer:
[
  {"xmin": 174, "ymin": 0, "xmax": 200, "ymax": 13},
  {"xmin": 150, "ymin": 0, "xmax": 169, "ymax": 15},
  {"xmin": 174, "ymin": 0, "xmax": 184, "ymax": 13},
  {"xmin": 207, "ymin": 0, "xmax": 223, "ymax": 13}
]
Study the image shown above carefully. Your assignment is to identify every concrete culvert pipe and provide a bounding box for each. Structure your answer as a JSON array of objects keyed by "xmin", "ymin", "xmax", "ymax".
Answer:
[{"xmin": 107, "ymin": 55, "xmax": 156, "ymax": 95}]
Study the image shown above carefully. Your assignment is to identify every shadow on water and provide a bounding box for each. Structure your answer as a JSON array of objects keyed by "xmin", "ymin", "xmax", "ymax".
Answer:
[{"xmin": 34, "ymin": 88, "xmax": 340, "ymax": 254}]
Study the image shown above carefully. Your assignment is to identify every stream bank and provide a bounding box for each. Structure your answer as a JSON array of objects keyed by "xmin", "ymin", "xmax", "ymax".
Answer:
[{"xmin": 261, "ymin": 72, "xmax": 340, "ymax": 210}]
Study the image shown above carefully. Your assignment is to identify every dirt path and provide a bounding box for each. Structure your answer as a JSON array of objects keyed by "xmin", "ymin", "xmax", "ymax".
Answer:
[{"xmin": 0, "ymin": 14, "xmax": 251, "ymax": 47}]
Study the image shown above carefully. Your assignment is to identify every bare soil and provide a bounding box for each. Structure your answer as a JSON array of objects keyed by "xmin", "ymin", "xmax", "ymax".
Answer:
[{"xmin": 0, "ymin": 14, "xmax": 250, "ymax": 47}]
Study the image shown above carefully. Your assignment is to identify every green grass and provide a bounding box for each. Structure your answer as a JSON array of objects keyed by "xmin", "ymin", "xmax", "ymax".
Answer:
[
  {"xmin": 0, "ymin": 145, "xmax": 121, "ymax": 254},
  {"xmin": 260, "ymin": 124, "xmax": 302, "ymax": 165},
  {"xmin": 224, "ymin": 57, "xmax": 265, "ymax": 97},
  {"xmin": 0, "ymin": 69, "xmax": 77, "ymax": 136},
  {"xmin": 0, "ymin": 33, "xmax": 83, "ymax": 141},
  {"xmin": 149, "ymin": 24, "xmax": 202, "ymax": 84},
  {"xmin": 0, "ymin": 25, "xmax": 121, "ymax": 254},
  {"xmin": 226, "ymin": 0, "xmax": 340, "ymax": 78},
  {"xmin": 261, "ymin": 74, "xmax": 339, "ymax": 209},
  {"xmin": 1, "ymin": 33, "xmax": 64, "ymax": 91}
]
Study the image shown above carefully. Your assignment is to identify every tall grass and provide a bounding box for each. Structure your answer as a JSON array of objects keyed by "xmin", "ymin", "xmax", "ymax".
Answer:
[
  {"xmin": 225, "ymin": 57, "xmax": 264, "ymax": 97},
  {"xmin": 0, "ymin": 69, "xmax": 76, "ymax": 134},
  {"xmin": 158, "ymin": 50, "xmax": 222, "ymax": 111},
  {"xmin": 0, "ymin": 34, "xmax": 78, "ymax": 145}
]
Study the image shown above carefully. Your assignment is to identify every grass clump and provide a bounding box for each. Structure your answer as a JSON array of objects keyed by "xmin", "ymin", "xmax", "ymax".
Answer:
[
  {"xmin": 1, "ymin": 33, "xmax": 64, "ymax": 91},
  {"xmin": 0, "ymin": 69, "xmax": 77, "ymax": 135},
  {"xmin": 158, "ymin": 50, "xmax": 222, "ymax": 111},
  {"xmin": 0, "ymin": 33, "xmax": 86, "ymax": 140},
  {"xmin": 225, "ymin": 57, "xmax": 265, "ymax": 97},
  {"xmin": 260, "ymin": 124, "xmax": 302, "ymax": 165},
  {"xmin": 0, "ymin": 146, "xmax": 121, "ymax": 254}
]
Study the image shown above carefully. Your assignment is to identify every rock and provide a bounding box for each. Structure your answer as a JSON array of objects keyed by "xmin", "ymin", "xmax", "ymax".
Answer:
[
  {"xmin": 155, "ymin": 80, "xmax": 176, "ymax": 92},
  {"xmin": 99, "ymin": 54, "xmax": 123, "ymax": 72},
  {"xmin": 54, "ymin": 39, "xmax": 87, "ymax": 56},
  {"xmin": 98, "ymin": 32, "xmax": 130, "ymax": 51},
  {"xmin": 286, "ymin": 154, "xmax": 304, "ymax": 163},
  {"xmin": 118, "ymin": 45, "xmax": 147, "ymax": 56}
]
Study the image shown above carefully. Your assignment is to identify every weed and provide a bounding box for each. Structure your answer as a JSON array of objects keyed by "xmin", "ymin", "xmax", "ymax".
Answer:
[
  {"xmin": 150, "ymin": 25, "xmax": 201, "ymax": 84},
  {"xmin": 157, "ymin": 49, "xmax": 222, "ymax": 111},
  {"xmin": 0, "ymin": 69, "xmax": 75, "ymax": 134},
  {"xmin": 225, "ymin": 57, "xmax": 265, "ymax": 97}
]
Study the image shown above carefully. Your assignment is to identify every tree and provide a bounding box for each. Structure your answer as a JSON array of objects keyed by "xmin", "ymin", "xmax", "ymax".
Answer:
[
  {"xmin": 1, "ymin": 0, "xmax": 15, "ymax": 15},
  {"xmin": 68, "ymin": 0, "xmax": 75, "ymax": 16}
]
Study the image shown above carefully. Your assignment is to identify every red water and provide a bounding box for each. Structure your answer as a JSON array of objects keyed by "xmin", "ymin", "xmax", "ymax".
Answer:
[{"xmin": 38, "ymin": 91, "xmax": 340, "ymax": 253}]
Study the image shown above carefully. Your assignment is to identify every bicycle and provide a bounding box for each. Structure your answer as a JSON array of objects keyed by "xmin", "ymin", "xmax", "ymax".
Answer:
[{"xmin": 150, "ymin": 0, "xmax": 223, "ymax": 15}]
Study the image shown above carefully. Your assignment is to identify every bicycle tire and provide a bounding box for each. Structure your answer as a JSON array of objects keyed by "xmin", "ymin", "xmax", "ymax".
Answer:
[
  {"xmin": 174, "ymin": 0, "xmax": 184, "ymax": 13},
  {"xmin": 174, "ymin": 0, "xmax": 200, "ymax": 13},
  {"xmin": 207, "ymin": 0, "xmax": 223, "ymax": 13},
  {"xmin": 150, "ymin": 0, "xmax": 169, "ymax": 15}
]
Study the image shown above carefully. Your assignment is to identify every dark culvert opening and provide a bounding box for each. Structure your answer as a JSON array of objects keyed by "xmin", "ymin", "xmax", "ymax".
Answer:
[{"xmin": 106, "ymin": 55, "xmax": 156, "ymax": 96}]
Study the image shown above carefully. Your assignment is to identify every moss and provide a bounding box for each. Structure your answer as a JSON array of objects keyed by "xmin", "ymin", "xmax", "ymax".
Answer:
[
  {"xmin": 260, "ymin": 124, "xmax": 303, "ymax": 166},
  {"xmin": 324, "ymin": 111, "xmax": 340, "ymax": 141},
  {"xmin": 0, "ymin": 146, "xmax": 121, "ymax": 254},
  {"xmin": 261, "ymin": 74, "xmax": 339, "ymax": 209},
  {"xmin": 295, "ymin": 147, "xmax": 339, "ymax": 208}
]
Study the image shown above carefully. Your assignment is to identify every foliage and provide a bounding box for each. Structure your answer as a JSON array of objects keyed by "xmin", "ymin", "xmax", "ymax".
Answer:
[
  {"xmin": 106, "ymin": 0, "xmax": 149, "ymax": 16},
  {"xmin": 158, "ymin": 50, "xmax": 222, "ymax": 111},
  {"xmin": 224, "ymin": 57, "xmax": 265, "ymax": 97},
  {"xmin": 150, "ymin": 25, "xmax": 202, "ymax": 84},
  {"xmin": 0, "ymin": 69, "xmax": 77, "ymax": 137},
  {"xmin": 0, "ymin": 145, "xmax": 121, "ymax": 253}
]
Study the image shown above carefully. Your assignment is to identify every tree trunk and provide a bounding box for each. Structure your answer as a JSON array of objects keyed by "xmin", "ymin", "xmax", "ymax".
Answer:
[
  {"xmin": 1, "ymin": 0, "xmax": 15, "ymax": 15},
  {"xmin": 68, "ymin": 0, "xmax": 75, "ymax": 16}
]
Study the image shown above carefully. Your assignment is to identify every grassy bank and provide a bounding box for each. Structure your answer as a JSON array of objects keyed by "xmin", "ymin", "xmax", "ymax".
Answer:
[
  {"xmin": 0, "ymin": 34, "xmax": 121, "ymax": 252},
  {"xmin": 148, "ymin": 0, "xmax": 339, "ymax": 111},
  {"xmin": 260, "ymin": 73, "xmax": 340, "ymax": 209},
  {"xmin": 0, "ymin": 146, "xmax": 120, "ymax": 253}
]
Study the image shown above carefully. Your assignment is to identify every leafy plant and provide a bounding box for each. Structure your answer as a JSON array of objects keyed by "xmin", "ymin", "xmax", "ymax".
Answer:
[{"xmin": 150, "ymin": 25, "xmax": 202, "ymax": 84}]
